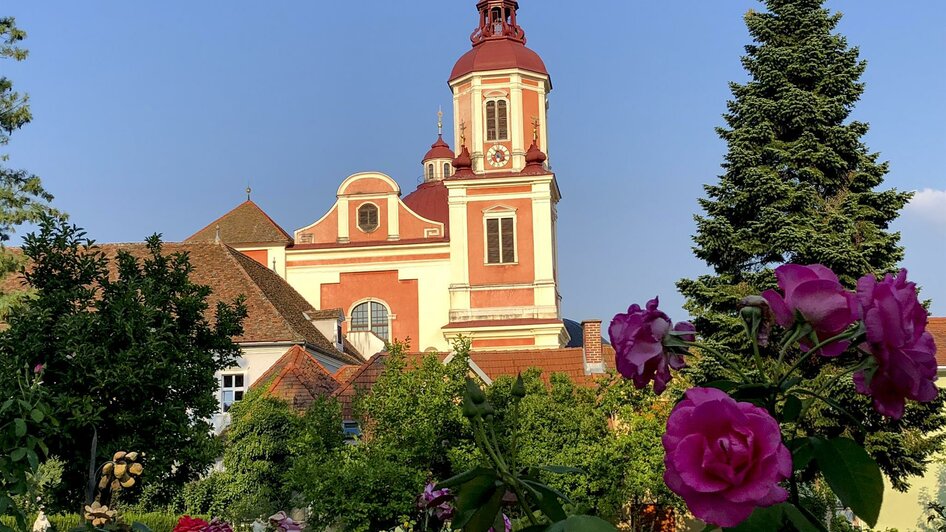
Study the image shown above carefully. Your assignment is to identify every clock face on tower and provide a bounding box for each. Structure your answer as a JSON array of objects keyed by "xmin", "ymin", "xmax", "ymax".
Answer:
[{"xmin": 487, "ymin": 144, "xmax": 510, "ymax": 168}]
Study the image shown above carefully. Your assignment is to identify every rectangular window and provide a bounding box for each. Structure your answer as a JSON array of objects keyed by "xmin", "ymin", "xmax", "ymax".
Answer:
[
  {"xmin": 485, "ymin": 99, "xmax": 508, "ymax": 141},
  {"xmin": 486, "ymin": 216, "xmax": 515, "ymax": 264},
  {"xmin": 221, "ymin": 373, "xmax": 245, "ymax": 412},
  {"xmin": 343, "ymin": 420, "xmax": 362, "ymax": 443},
  {"xmin": 486, "ymin": 101, "xmax": 497, "ymax": 141}
]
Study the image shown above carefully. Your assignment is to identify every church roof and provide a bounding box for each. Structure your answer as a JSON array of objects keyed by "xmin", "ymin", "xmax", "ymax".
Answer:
[
  {"xmin": 402, "ymin": 180, "xmax": 450, "ymax": 236},
  {"xmin": 450, "ymin": 38, "xmax": 548, "ymax": 82},
  {"xmin": 251, "ymin": 345, "xmax": 341, "ymax": 409},
  {"xmin": 186, "ymin": 200, "xmax": 292, "ymax": 246},
  {"xmin": 423, "ymin": 135, "xmax": 455, "ymax": 162}
]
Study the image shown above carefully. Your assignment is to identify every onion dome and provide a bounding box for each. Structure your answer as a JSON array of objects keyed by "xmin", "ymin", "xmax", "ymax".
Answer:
[
  {"xmin": 521, "ymin": 141, "xmax": 548, "ymax": 175},
  {"xmin": 423, "ymin": 135, "xmax": 455, "ymax": 163},
  {"xmin": 403, "ymin": 180, "xmax": 450, "ymax": 236},
  {"xmin": 449, "ymin": 1, "xmax": 549, "ymax": 83},
  {"xmin": 452, "ymin": 146, "xmax": 475, "ymax": 178}
]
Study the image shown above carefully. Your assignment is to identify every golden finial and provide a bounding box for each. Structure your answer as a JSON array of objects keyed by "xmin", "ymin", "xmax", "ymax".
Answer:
[
  {"xmin": 459, "ymin": 120, "xmax": 467, "ymax": 146},
  {"xmin": 531, "ymin": 116, "xmax": 541, "ymax": 143},
  {"xmin": 437, "ymin": 106, "xmax": 444, "ymax": 136}
]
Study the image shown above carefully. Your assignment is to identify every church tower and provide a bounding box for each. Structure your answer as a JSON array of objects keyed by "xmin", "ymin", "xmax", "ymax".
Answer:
[
  {"xmin": 443, "ymin": 0, "xmax": 567, "ymax": 350},
  {"xmin": 449, "ymin": 0, "xmax": 551, "ymax": 174}
]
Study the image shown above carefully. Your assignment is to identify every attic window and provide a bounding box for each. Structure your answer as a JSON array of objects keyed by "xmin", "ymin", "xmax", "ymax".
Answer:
[{"xmin": 357, "ymin": 203, "xmax": 379, "ymax": 233}]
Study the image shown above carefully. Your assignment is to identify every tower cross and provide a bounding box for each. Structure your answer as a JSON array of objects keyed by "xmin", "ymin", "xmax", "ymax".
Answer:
[{"xmin": 437, "ymin": 107, "xmax": 443, "ymax": 136}]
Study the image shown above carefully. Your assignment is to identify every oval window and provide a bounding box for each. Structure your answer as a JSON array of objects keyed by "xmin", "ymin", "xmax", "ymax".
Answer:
[{"xmin": 357, "ymin": 203, "xmax": 379, "ymax": 232}]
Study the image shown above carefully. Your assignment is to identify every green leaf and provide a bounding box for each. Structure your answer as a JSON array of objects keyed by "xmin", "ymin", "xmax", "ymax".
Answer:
[
  {"xmin": 437, "ymin": 466, "xmax": 494, "ymax": 489},
  {"xmin": 14, "ymin": 417, "xmax": 26, "ymax": 437},
  {"xmin": 704, "ymin": 380, "xmax": 738, "ymax": 392},
  {"xmin": 462, "ymin": 484, "xmax": 503, "ymax": 532},
  {"xmin": 0, "ymin": 398, "xmax": 12, "ymax": 413},
  {"xmin": 725, "ymin": 504, "xmax": 785, "ymax": 531},
  {"xmin": 10, "ymin": 447, "xmax": 26, "ymax": 462},
  {"xmin": 812, "ymin": 437, "xmax": 883, "ymax": 527},
  {"xmin": 788, "ymin": 437, "xmax": 814, "ymax": 471},
  {"xmin": 545, "ymin": 515, "xmax": 618, "ymax": 532},
  {"xmin": 522, "ymin": 479, "xmax": 567, "ymax": 522},
  {"xmin": 787, "ymin": 503, "xmax": 829, "ymax": 532},
  {"xmin": 131, "ymin": 523, "xmax": 154, "ymax": 532},
  {"xmin": 27, "ymin": 448, "xmax": 39, "ymax": 471},
  {"xmin": 782, "ymin": 395, "xmax": 802, "ymax": 423},
  {"xmin": 452, "ymin": 473, "xmax": 500, "ymax": 529},
  {"xmin": 30, "ymin": 408, "xmax": 44, "ymax": 423}
]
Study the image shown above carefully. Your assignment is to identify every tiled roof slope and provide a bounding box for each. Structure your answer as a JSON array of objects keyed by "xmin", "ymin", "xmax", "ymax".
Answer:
[
  {"xmin": 2, "ymin": 242, "xmax": 357, "ymax": 364},
  {"xmin": 226, "ymin": 249, "xmax": 358, "ymax": 362},
  {"xmin": 251, "ymin": 345, "xmax": 340, "ymax": 409},
  {"xmin": 186, "ymin": 200, "xmax": 292, "ymax": 245},
  {"xmin": 930, "ymin": 317, "xmax": 945, "ymax": 367}
]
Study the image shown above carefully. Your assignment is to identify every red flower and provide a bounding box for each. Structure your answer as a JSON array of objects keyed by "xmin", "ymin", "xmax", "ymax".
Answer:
[{"xmin": 173, "ymin": 516, "xmax": 209, "ymax": 532}]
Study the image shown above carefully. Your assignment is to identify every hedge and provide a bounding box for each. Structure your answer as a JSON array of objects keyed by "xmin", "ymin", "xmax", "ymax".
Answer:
[{"xmin": 1, "ymin": 513, "xmax": 211, "ymax": 532}]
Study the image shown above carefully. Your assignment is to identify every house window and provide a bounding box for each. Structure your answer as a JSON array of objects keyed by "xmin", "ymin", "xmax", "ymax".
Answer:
[
  {"xmin": 343, "ymin": 420, "xmax": 362, "ymax": 443},
  {"xmin": 485, "ymin": 99, "xmax": 508, "ymax": 141},
  {"xmin": 350, "ymin": 300, "xmax": 390, "ymax": 340},
  {"xmin": 485, "ymin": 215, "xmax": 516, "ymax": 264},
  {"xmin": 220, "ymin": 373, "xmax": 245, "ymax": 412},
  {"xmin": 443, "ymin": 162, "xmax": 451, "ymax": 177},
  {"xmin": 427, "ymin": 164, "xmax": 435, "ymax": 180},
  {"xmin": 357, "ymin": 203, "xmax": 379, "ymax": 233}
]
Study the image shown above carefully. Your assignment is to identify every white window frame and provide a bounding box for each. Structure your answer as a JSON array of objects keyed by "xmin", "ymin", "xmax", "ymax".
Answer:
[
  {"xmin": 482, "ymin": 206, "xmax": 518, "ymax": 265},
  {"xmin": 356, "ymin": 202, "xmax": 380, "ymax": 233},
  {"xmin": 484, "ymin": 97, "xmax": 510, "ymax": 142},
  {"xmin": 220, "ymin": 371, "xmax": 247, "ymax": 413},
  {"xmin": 348, "ymin": 298, "xmax": 392, "ymax": 341}
]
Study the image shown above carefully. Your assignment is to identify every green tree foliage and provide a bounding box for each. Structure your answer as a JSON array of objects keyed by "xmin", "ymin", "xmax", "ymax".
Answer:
[
  {"xmin": 0, "ymin": 17, "xmax": 61, "ymax": 316},
  {"xmin": 295, "ymin": 339, "xmax": 474, "ymax": 531},
  {"xmin": 183, "ymin": 390, "xmax": 345, "ymax": 523},
  {"xmin": 677, "ymin": 0, "xmax": 944, "ymax": 492},
  {"xmin": 0, "ymin": 367, "xmax": 53, "ymax": 531},
  {"xmin": 488, "ymin": 371, "xmax": 682, "ymax": 527},
  {"xmin": 0, "ymin": 217, "xmax": 246, "ymax": 511}
]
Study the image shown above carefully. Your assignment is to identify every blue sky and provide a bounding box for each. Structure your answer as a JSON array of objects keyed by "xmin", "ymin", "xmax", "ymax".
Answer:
[{"xmin": 4, "ymin": 1, "xmax": 945, "ymax": 322}]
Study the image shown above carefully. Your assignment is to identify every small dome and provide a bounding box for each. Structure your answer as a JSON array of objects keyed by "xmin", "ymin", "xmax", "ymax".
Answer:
[
  {"xmin": 423, "ymin": 135, "xmax": 454, "ymax": 162},
  {"xmin": 403, "ymin": 181, "xmax": 449, "ymax": 236},
  {"xmin": 521, "ymin": 141, "xmax": 548, "ymax": 175},
  {"xmin": 452, "ymin": 146, "xmax": 475, "ymax": 178},
  {"xmin": 449, "ymin": 39, "xmax": 549, "ymax": 82}
]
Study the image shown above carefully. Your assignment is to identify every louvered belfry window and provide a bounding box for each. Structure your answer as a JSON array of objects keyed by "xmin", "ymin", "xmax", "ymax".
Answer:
[
  {"xmin": 486, "ymin": 99, "xmax": 509, "ymax": 141},
  {"xmin": 357, "ymin": 203, "xmax": 379, "ymax": 232},
  {"xmin": 486, "ymin": 216, "xmax": 515, "ymax": 264}
]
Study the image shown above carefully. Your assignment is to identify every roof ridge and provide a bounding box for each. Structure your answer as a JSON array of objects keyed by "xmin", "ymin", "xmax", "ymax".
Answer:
[
  {"xmin": 331, "ymin": 351, "xmax": 386, "ymax": 398},
  {"xmin": 244, "ymin": 200, "xmax": 293, "ymax": 242}
]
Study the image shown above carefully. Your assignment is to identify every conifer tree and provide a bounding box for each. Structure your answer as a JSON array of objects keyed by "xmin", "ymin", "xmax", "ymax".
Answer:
[{"xmin": 678, "ymin": 0, "xmax": 944, "ymax": 491}]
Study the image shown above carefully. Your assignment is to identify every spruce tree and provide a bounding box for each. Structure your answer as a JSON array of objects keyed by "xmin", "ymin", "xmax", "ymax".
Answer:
[{"xmin": 678, "ymin": 0, "xmax": 944, "ymax": 492}]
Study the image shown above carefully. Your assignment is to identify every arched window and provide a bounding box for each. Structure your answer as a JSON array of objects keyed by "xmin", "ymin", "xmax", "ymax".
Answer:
[
  {"xmin": 350, "ymin": 300, "xmax": 390, "ymax": 340},
  {"xmin": 486, "ymin": 99, "xmax": 508, "ymax": 141},
  {"xmin": 427, "ymin": 164, "xmax": 434, "ymax": 180},
  {"xmin": 443, "ymin": 162, "xmax": 451, "ymax": 177},
  {"xmin": 357, "ymin": 203, "xmax": 379, "ymax": 232}
]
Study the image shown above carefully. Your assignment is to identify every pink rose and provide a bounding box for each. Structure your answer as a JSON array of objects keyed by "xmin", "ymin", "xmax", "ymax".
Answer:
[
  {"xmin": 663, "ymin": 387, "xmax": 791, "ymax": 527},
  {"xmin": 33, "ymin": 363, "xmax": 44, "ymax": 374},
  {"xmin": 762, "ymin": 264, "xmax": 860, "ymax": 356},
  {"xmin": 854, "ymin": 269, "xmax": 938, "ymax": 419},
  {"xmin": 608, "ymin": 297, "xmax": 692, "ymax": 394}
]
